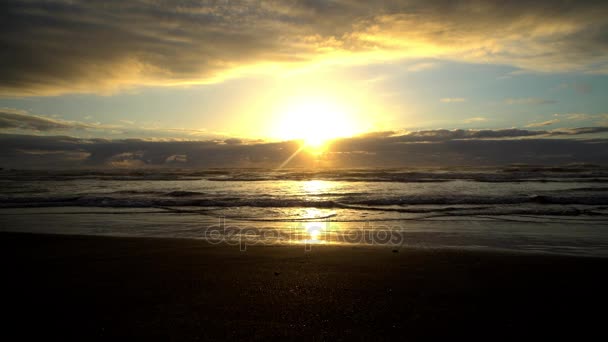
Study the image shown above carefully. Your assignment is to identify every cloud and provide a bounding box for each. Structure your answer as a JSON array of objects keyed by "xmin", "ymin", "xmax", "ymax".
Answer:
[
  {"xmin": 388, "ymin": 128, "xmax": 546, "ymax": 142},
  {"xmin": 224, "ymin": 138, "xmax": 243, "ymax": 145},
  {"xmin": 550, "ymin": 127, "xmax": 608, "ymax": 136},
  {"xmin": 551, "ymin": 113, "xmax": 608, "ymax": 126},
  {"xmin": 464, "ymin": 117, "xmax": 488, "ymax": 124},
  {"xmin": 2, "ymin": 127, "xmax": 607, "ymax": 169},
  {"xmin": 406, "ymin": 62, "xmax": 438, "ymax": 72},
  {"xmin": 505, "ymin": 98, "xmax": 557, "ymax": 105},
  {"xmin": 526, "ymin": 119, "xmax": 560, "ymax": 127},
  {"xmin": 2, "ymin": 124, "xmax": 608, "ymax": 169},
  {"xmin": 3, "ymin": 1, "xmax": 608, "ymax": 96},
  {"xmin": 0, "ymin": 108, "xmax": 94, "ymax": 131},
  {"xmin": 558, "ymin": 113, "xmax": 592, "ymax": 121},
  {"xmin": 440, "ymin": 98, "xmax": 466, "ymax": 103},
  {"xmin": 0, "ymin": 108, "xmax": 226, "ymax": 139}
]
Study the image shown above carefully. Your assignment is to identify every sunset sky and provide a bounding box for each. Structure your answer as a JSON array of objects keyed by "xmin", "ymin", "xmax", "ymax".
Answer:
[{"xmin": 2, "ymin": 1, "xmax": 608, "ymax": 168}]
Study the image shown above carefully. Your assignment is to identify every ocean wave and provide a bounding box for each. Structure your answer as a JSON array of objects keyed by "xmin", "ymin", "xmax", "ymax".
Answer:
[
  {"xmin": 164, "ymin": 191, "xmax": 206, "ymax": 197},
  {"xmin": 553, "ymin": 187, "xmax": 608, "ymax": 192},
  {"xmin": 111, "ymin": 190, "xmax": 165, "ymax": 195},
  {"xmin": 109, "ymin": 190, "xmax": 206, "ymax": 197},
  {"xmin": 1, "ymin": 194, "xmax": 607, "ymax": 209},
  {"xmin": 206, "ymin": 174, "xmax": 608, "ymax": 183},
  {"xmin": 3, "ymin": 168, "xmax": 608, "ymax": 183}
]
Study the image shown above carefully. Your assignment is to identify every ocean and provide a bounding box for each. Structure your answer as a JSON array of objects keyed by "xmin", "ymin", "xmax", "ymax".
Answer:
[{"xmin": 1, "ymin": 165, "xmax": 608, "ymax": 256}]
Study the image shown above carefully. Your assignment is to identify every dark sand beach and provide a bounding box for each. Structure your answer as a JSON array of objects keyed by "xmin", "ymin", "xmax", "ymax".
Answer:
[{"xmin": 1, "ymin": 232, "xmax": 606, "ymax": 340}]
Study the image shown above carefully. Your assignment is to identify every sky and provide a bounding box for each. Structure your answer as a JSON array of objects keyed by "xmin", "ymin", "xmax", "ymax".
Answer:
[{"xmin": 1, "ymin": 0, "xmax": 608, "ymax": 168}]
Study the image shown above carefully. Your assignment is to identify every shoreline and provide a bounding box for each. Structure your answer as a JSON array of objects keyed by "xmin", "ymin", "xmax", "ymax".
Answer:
[
  {"xmin": 2, "ymin": 232, "xmax": 607, "ymax": 340},
  {"xmin": 3, "ymin": 229, "xmax": 608, "ymax": 258},
  {"xmin": 3, "ymin": 208, "xmax": 608, "ymax": 257}
]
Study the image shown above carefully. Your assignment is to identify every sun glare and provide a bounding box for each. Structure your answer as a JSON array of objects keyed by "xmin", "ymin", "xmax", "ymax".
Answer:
[{"xmin": 274, "ymin": 98, "xmax": 359, "ymax": 149}]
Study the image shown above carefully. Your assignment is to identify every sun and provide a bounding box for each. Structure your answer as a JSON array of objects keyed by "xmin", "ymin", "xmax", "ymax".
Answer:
[{"xmin": 273, "ymin": 97, "xmax": 359, "ymax": 149}]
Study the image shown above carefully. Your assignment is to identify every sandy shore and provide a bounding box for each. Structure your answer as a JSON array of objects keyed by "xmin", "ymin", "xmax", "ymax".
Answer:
[{"xmin": 1, "ymin": 232, "xmax": 606, "ymax": 340}]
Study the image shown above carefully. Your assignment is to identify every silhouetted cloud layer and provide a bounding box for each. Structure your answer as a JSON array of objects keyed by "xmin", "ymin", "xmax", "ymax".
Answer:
[
  {"xmin": 1, "ymin": 127, "xmax": 607, "ymax": 169},
  {"xmin": 3, "ymin": 0, "xmax": 608, "ymax": 95}
]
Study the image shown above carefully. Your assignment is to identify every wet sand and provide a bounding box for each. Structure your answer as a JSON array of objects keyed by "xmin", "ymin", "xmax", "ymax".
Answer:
[{"xmin": 1, "ymin": 232, "xmax": 606, "ymax": 340}]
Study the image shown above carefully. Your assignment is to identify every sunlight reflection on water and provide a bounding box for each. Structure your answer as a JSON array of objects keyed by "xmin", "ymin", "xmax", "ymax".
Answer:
[
  {"xmin": 289, "ymin": 181, "xmax": 339, "ymax": 243},
  {"xmin": 286, "ymin": 208, "xmax": 334, "ymax": 244},
  {"xmin": 302, "ymin": 179, "xmax": 332, "ymax": 194}
]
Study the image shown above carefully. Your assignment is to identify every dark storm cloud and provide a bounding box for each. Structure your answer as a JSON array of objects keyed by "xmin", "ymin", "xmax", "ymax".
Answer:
[
  {"xmin": 1, "ymin": 127, "xmax": 607, "ymax": 168},
  {"xmin": 2, "ymin": 0, "xmax": 608, "ymax": 95}
]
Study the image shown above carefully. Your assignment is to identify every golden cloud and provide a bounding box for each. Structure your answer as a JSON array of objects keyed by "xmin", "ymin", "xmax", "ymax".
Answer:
[{"xmin": 2, "ymin": 1, "xmax": 608, "ymax": 96}]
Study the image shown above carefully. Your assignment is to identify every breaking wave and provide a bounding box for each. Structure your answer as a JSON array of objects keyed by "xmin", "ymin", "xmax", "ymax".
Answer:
[{"xmin": 1, "ymin": 193, "xmax": 607, "ymax": 209}]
